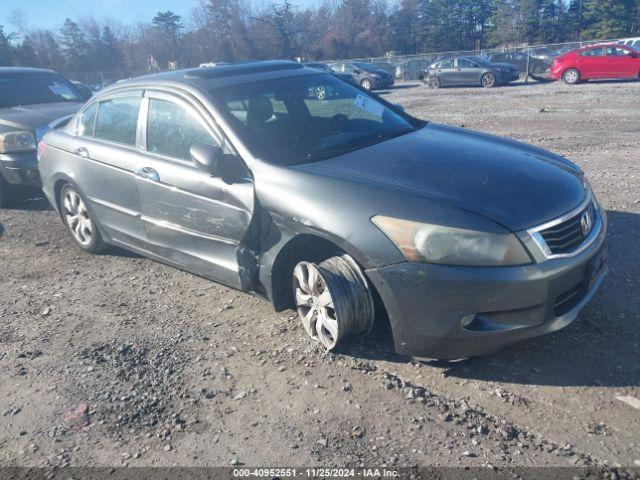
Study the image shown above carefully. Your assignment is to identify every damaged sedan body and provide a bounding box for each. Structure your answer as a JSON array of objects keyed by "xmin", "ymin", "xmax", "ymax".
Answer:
[{"xmin": 38, "ymin": 61, "xmax": 607, "ymax": 359}]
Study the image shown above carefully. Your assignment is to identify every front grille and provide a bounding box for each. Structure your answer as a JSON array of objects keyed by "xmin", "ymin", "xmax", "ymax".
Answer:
[{"xmin": 539, "ymin": 202, "xmax": 595, "ymax": 255}]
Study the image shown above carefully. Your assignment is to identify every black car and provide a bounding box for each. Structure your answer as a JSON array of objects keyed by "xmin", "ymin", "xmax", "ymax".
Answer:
[
  {"xmin": 328, "ymin": 61, "xmax": 394, "ymax": 90},
  {"xmin": 303, "ymin": 62, "xmax": 357, "ymax": 86},
  {"xmin": 0, "ymin": 68, "xmax": 87, "ymax": 207}
]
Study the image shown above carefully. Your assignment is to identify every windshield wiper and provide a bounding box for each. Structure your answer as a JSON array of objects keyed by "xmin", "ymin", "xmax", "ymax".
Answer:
[{"xmin": 304, "ymin": 127, "xmax": 417, "ymax": 162}]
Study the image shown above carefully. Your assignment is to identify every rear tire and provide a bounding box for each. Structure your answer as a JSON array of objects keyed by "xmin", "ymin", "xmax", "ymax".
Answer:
[
  {"xmin": 481, "ymin": 72, "xmax": 496, "ymax": 88},
  {"xmin": 563, "ymin": 68, "xmax": 581, "ymax": 85},
  {"xmin": 59, "ymin": 184, "xmax": 106, "ymax": 253},
  {"xmin": 292, "ymin": 255, "xmax": 374, "ymax": 351}
]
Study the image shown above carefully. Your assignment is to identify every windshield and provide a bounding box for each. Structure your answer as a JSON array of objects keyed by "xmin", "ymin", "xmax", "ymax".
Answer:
[
  {"xmin": 210, "ymin": 73, "xmax": 417, "ymax": 166},
  {"xmin": 468, "ymin": 56, "xmax": 492, "ymax": 66},
  {"xmin": 0, "ymin": 72, "xmax": 83, "ymax": 108},
  {"xmin": 353, "ymin": 62, "xmax": 379, "ymax": 72}
]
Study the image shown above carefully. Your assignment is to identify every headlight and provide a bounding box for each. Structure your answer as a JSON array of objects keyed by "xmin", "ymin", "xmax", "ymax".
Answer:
[
  {"xmin": 372, "ymin": 216, "xmax": 531, "ymax": 266},
  {"xmin": 0, "ymin": 131, "xmax": 37, "ymax": 154}
]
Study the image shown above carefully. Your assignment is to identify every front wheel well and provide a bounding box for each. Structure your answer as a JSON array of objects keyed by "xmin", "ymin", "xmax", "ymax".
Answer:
[{"xmin": 270, "ymin": 234, "xmax": 346, "ymax": 311}]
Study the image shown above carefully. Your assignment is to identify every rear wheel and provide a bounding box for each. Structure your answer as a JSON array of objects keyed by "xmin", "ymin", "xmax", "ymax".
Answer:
[
  {"xmin": 481, "ymin": 72, "xmax": 496, "ymax": 88},
  {"xmin": 360, "ymin": 78, "xmax": 372, "ymax": 90},
  {"xmin": 293, "ymin": 255, "xmax": 374, "ymax": 350},
  {"xmin": 60, "ymin": 184, "xmax": 105, "ymax": 253},
  {"xmin": 563, "ymin": 68, "xmax": 581, "ymax": 85}
]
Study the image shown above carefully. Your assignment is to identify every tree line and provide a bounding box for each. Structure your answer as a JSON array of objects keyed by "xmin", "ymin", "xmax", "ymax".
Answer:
[{"xmin": 1, "ymin": 0, "xmax": 639, "ymax": 80}]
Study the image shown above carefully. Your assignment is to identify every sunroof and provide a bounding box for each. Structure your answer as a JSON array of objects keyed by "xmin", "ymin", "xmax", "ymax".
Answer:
[{"xmin": 185, "ymin": 61, "xmax": 304, "ymax": 79}]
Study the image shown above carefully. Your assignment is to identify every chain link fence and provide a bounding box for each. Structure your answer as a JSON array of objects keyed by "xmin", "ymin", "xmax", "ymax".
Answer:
[{"xmin": 337, "ymin": 38, "xmax": 627, "ymax": 81}]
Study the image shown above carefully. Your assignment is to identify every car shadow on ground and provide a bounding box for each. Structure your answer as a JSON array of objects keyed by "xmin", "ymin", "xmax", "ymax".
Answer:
[
  {"xmin": 346, "ymin": 210, "xmax": 640, "ymax": 387},
  {"xmin": 7, "ymin": 192, "xmax": 52, "ymax": 212}
]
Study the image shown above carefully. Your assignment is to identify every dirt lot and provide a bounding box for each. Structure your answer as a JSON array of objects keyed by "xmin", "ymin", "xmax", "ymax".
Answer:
[{"xmin": 1, "ymin": 79, "xmax": 639, "ymax": 473}]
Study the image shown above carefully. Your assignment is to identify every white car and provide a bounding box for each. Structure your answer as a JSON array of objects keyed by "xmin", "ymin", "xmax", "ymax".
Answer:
[{"xmin": 616, "ymin": 38, "xmax": 640, "ymax": 49}]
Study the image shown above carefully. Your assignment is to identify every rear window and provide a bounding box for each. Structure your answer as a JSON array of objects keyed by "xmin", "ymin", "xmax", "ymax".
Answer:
[
  {"xmin": 94, "ymin": 97, "xmax": 141, "ymax": 146},
  {"xmin": 0, "ymin": 71, "xmax": 83, "ymax": 108}
]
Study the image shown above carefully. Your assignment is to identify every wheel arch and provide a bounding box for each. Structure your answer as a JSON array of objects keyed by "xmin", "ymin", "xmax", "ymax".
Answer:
[
  {"xmin": 52, "ymin": 173, "xmax": 80, "ymax": 218},
  {"xmin": 265, "ymin": 231, "xmax": 373, "ymax": 312}
]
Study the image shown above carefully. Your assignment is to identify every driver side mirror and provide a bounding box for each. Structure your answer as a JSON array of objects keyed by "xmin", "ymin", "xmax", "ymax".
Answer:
[
  {"xmin": 190, "ymin": 143, "xmax": 224, "ymax": 176},
  {"xmin": 394, "ymin": 103, "xmax": 405, "ymax": 113},
  {"xmin": 630, "ymin": 52, "xmax": 638, "ymax": 58}
]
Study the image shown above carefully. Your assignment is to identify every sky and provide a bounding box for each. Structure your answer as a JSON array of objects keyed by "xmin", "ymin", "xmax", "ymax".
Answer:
[
  {"xmin": 2, "ymin": 0, "xmax": 325, "ymax": 30},
  {"xmin": 1, "ymin": 0, "xmax": 197, "ymax": 30}
]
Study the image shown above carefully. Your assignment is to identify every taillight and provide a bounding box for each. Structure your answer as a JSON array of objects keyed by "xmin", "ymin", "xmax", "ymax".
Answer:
[{"xmin": 37, "ymin": 142, "xmax": 46, "ymax": 160}]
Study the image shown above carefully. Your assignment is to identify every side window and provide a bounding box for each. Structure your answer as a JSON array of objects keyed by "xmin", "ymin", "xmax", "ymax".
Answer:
[
  {"xmin": 77, "ymin": 103, "xmax": 98, "ymax": 137},
  {"xmin": 457, "ymin": 59, "xmax": 475, "ymax": 68},
  {"xmin": 582, "ymin": 47, "xmax": 605, "ymax": 57},
  {"xmin": 146, "ymin": 98, "xmax": 217, "ymax": 161},
  {"xmin": 94, "ymin": 97, "xmax": 141, "ymax": 146},
  {"xmin": 440, "ymin": 59, "xmax": 454, "ymax": 68}
]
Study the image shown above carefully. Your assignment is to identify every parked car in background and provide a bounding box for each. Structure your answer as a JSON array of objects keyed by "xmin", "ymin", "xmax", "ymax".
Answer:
[
  {"xmin": 395, "ymin": 58, "xmax": 432, "ymax": 81},
  {"xmin": 369, "ymin": 62, "xmax": 396, "ymax": 76},
  {"xmin": 304, "ymin": 62, "xmax": 357, "ymax": 85},
  {"xmin": 0, "ymin": 67, "xmax": 87, "ymax": 207},
  {"xmin": 550, "ymin": 44, "xmax": 640, "ymax": 84},
  {"xmin": 424, "ymin": 56, "xmax": 519, "ymax": 88},
  {"xmin": 38, "ymin": 61, "xmax": 607, "ymax": 359},
  {"xmin": 71, "ymin": 80, "xmax": 94, "ymax": 99},
  {"xmin": 616, "ymin": 37, "xmax": 640, "ymax": 49},
  {"xmin": 327, "ymin": 61, "xmax": 394, "ymax": 90}
]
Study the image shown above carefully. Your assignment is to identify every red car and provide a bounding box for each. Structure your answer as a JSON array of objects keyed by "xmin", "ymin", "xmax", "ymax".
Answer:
[{"xmin": 550, "ymin": 44, "xmax": 640, "ymax": 84}]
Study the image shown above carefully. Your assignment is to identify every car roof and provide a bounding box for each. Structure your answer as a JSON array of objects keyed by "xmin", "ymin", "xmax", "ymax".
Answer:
[
  {"xmin": 0, "ymin": 67, "xmax": 57, "ymax": 74},
  {"xmin": 97, "ymin": 61, "xmax": 319, "ymax": 95}
]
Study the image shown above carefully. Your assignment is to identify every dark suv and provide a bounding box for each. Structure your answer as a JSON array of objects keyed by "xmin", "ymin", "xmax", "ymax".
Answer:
[
  {"xmin": 328, "ymin": 62, "xmax": 394, "ymax": 90},
  {"xmin": 0, "ymin": 68, "xmax": 87, "ymax": 207}
]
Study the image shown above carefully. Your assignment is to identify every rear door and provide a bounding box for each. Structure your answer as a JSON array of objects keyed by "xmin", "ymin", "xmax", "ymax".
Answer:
[
  {"xmin": 436, "ymin": 59, "xmax": 457, "ymax": 85},
  {"xmin": 579, "ymin": 47, "xmax": 607, "ymax": 78},
  {"xmin": 455, "ymin": 58, "xmax": 483, "ymax": 85},
  {"xmin": 135, "ymin": 90, "xmax": 255, "ymax": 290},
  {"xmin": 72, "ymin": 91, "xmax": 147, "ymax": 247}
]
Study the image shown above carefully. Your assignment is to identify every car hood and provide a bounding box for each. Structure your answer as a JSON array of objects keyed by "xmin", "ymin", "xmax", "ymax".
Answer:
[
  {"xmin": 0, "ymin": 102, "xmax": 82, "ymax": 134},
  {"xmin": 294, "ymin": 124, "xmax": 586, "ymax": 232}
]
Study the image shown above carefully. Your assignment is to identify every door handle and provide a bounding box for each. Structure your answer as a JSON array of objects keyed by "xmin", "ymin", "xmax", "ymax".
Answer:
[
  {"xmin": 74, "ymin": 147, "xmax": 89, "ymax": 158},
  {"xmin": 134, "ymin": 167, "xmax": 160, "ymax": 182}
]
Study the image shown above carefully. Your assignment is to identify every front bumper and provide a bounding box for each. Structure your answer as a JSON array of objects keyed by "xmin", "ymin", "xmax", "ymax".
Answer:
[
  {"xmin": 498, "ymin": 71, "xmax": 520, "ymax": 83},
  {"xmin": 366, "ymin": 223, "xmax": 607, "ymax": 359},
  {"xmin": 0, "ymin": 151, "xmax": 41, "ymax": 187},
  {"xmin": 372, "ymin": 77, "xmax": 395, "ymax": 89}
]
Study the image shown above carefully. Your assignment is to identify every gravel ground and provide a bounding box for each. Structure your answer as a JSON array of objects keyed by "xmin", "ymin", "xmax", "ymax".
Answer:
[{"xmin": 0, "ymin": 79, "xmax": 639, "ymax": 473}]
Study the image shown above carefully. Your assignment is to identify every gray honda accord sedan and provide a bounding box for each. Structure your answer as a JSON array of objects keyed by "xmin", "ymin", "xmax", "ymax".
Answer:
[{"xmin": 38, "ymin": 61, "xmax": 607, "ymax": 359}]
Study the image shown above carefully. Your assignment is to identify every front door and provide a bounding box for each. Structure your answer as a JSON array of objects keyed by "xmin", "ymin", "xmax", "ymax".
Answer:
[
  {"xmin": 606, "ymin": 47, "xmax": 638, "ymax": 78},
  {"xmin": 134, "ymin": 91, "xmax": 255, "ymax": 290}
]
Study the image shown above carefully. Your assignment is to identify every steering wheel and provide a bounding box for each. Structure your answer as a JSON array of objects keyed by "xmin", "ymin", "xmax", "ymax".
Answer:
[{"xmin": 323, "ymin": 113, "xmax": 349, "ymax": 135}]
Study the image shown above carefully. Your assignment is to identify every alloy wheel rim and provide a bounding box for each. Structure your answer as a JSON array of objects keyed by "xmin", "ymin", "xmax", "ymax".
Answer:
[
  {"xmin": 293, "ymin": 262, "xmax": 339, "ymax": 349},
  {"xmin": 63, "ymin": 190, "xmax": 93, "ymax": 246},
  {"xmin": 566, "ymin": 70, "xmax": 578, "ymax": 83},
  {"xmin": 362, "ymin": 80, "xmax": 371, "ymax": 90},
  {"xmin": 483, "ymin": 74, "xmax": 495, "ymax": 87}
]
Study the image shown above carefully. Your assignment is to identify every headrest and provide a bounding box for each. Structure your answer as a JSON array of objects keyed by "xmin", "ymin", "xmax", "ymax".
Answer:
[{"xmin": 247, "ymin": 95, "xmax": 274, "ymax": 126}]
